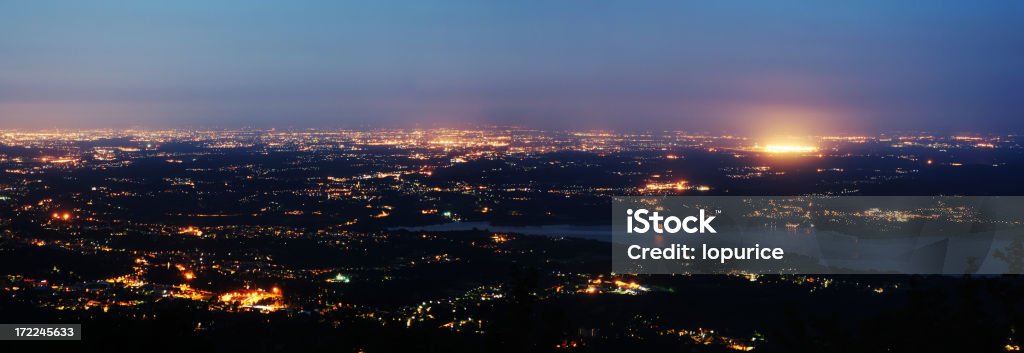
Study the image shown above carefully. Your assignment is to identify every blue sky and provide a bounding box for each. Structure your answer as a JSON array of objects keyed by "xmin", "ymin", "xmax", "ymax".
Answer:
[{"xmin": 2, "ymin": 1, "xmax": 1023, "ymax": 133}]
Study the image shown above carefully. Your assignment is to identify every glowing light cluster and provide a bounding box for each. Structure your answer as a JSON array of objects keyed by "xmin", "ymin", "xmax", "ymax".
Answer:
[
  {"xmin": 326, "ymin": 273, "xmax": 351, "ymax": 283},
  {"xmin": 179, "ymin": 226, "xmax": 203, "ymax": 237},
  {"xmin": 218, "ymin": 287, "xmax": 286, "ymax": 312},
  {"xmin": 170, "ymin": 284, "xmax": 212, "ymax": 301},
  {"xmin": 646, "ymin": 181, "xmax": 688, "ymax": 191},
  {"xmin": 760, "ymin": 144, "xmax": 818, "ymax": 154}
]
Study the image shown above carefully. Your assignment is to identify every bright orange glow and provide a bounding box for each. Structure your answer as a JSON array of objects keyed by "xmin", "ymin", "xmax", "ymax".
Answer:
[
  {"xmin": 761, "ymin": 144, "xmax": 818, "ymax": 154},
  {"xmin": 490, "ymin": 234, "xmax": 509, "ymax": 243},
  {"xmin": 727, "ymin": 344, "xmax": 756, "ymax": 351},
  {"xmin": 105, "ymin": 274, "xmax": 146, "ymax": 287},
  {"xmin": 219, "ymin": 288, "xmax": 286, "ymax": 312},
  {"xmin": 613, "ymin": 280, "xmax": 642, "ymax": 290},
  {"xmin": 179, "ymin": 226, "xmax": 203, "ymax": 237}
]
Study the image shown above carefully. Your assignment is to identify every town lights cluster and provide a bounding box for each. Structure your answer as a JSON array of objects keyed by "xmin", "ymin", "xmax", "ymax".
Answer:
[{"xmin": 218, "ymin": 287, "xmax": 286, "ymax": 312}]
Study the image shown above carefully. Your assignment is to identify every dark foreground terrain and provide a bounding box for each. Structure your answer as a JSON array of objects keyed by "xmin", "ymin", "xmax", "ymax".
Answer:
[{"xmin": 2, "ymin": 129, "xmax": 1024, "ymax": 352}]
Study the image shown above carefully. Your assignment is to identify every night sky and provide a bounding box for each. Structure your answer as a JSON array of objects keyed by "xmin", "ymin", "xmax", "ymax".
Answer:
[{"xmin": 2, "ymin": 1, "xmax": 1023, "ymax": 133}]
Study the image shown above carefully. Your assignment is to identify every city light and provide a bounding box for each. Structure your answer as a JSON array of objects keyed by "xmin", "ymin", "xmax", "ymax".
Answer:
[
  {"xmin": 760, "ymin": 144, "xmax": 819, "ymax": 154},
  {"xmin": 0, "ymin": 127, "xmax": 1016, "ymax": 351}
]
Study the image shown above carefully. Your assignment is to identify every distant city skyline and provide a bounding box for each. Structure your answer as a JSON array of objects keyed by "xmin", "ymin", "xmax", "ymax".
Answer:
[{"xmin": 3, "ymin": 1, "xmax": 1024, "ymax": 133}]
